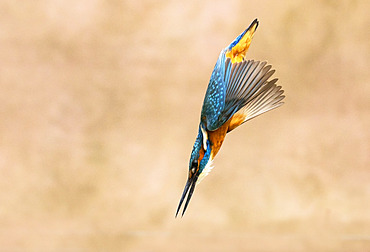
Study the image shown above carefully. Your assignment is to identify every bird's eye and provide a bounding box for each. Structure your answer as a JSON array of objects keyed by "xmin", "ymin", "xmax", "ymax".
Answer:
[{"xmin": 192, "ymin": 160, "xmax": 198, "ymax": 168}]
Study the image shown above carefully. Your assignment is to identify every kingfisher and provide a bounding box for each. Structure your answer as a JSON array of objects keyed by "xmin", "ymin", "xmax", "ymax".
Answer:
[{"xmin": 175, "ymin": 19, "xmax": 285, "ymax": 217}]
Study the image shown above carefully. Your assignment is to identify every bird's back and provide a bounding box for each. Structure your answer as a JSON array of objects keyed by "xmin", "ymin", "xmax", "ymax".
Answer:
[{"xmin": 200, "ymin": 22, "xmax": 284, "ymax": 133}]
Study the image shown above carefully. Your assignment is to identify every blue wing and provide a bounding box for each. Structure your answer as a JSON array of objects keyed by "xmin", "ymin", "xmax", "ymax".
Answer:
[
  {"xmin": 200, "ymin": 52, "xmax": 231, "ymax": 131},
  {"xmin": 201, "ymin": 51, "xmax": 282, "ymax": 131}
]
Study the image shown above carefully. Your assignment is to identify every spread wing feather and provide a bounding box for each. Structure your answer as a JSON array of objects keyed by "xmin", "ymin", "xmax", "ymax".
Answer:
[{"xmin": 201, "ymin": 51, "xmax": 284, "ymax": 132}]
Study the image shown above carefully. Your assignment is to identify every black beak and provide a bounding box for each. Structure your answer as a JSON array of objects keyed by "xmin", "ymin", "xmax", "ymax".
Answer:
[{"xmin": 175, "ymin": 174, "xmax": 198, "ymax": 217}]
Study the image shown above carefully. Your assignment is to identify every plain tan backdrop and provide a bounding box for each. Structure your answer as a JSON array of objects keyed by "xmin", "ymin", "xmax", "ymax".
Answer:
[{"xmin": 0, "ymin": 0, "xmax": 369, "ymax": 251}]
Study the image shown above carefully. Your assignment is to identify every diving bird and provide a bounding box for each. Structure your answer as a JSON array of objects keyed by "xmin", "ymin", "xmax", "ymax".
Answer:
[{"xmin": 176, "ymin": 19, "xmax": 285, "ymax": 217}]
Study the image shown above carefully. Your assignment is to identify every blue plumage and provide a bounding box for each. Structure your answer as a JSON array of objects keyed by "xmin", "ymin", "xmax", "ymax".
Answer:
[
  {"xmin": 201, "ymin": 53, "xmax": 231, "ymax": 131},
  {"xmin": 189, "ymin": 126, "xmax": 203, "ymax": 167},
  {"xmin": 176, "ymin": 19, "xmax": 285, "ymax": 217}
]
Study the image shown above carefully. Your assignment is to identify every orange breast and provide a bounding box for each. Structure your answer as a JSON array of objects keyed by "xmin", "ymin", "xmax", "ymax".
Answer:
[
  {"xmin": 227, "ymin": 111, "xmax": 246, "ymax": 132},
  {"xmin": 208, "ymin": 119, "xmax": 231, "ymax": 159}
]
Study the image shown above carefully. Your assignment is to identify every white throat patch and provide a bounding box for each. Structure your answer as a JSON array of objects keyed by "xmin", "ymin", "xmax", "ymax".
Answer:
[
  {"xmin": 196, "ymin": 158, "xmax": 214, "ymax": 185},
  {"xmin": 200, "ymin": 125, "xmax": 208, "ymax": 151}
]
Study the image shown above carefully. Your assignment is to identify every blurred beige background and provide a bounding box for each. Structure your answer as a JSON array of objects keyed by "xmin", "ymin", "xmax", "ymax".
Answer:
[{"xmin": 0, "ymin": 0, "xmax": 369, "ymax": 251}]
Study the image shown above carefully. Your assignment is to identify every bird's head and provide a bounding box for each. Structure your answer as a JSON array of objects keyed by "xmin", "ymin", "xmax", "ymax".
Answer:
[{"xmin": 176, "ymin": 125, "xmax": 212, "ymax": 217}]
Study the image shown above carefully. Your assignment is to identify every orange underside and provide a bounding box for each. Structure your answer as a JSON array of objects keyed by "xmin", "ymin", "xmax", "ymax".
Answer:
[
  {"xmin": 225, "ymin": 22, "xmax": 257, "ymax": 64},
  {"xmin": 228, "ymin": 110, "xmax": 246, "ymax": 132},
  {"xmin": 208, "ymin": 113, "xmax": 246, "ymax": 159}
]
